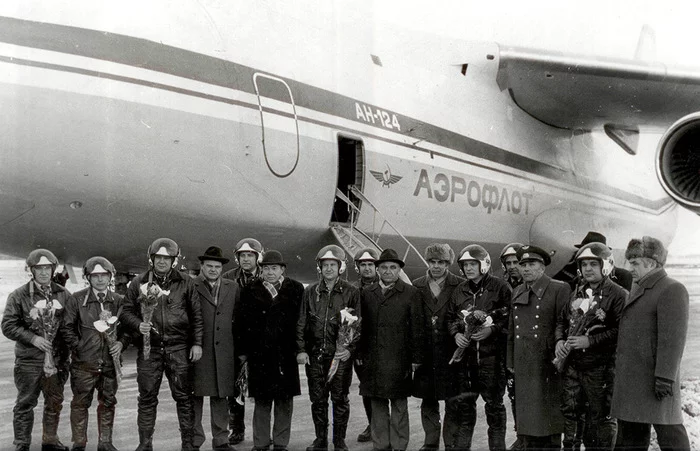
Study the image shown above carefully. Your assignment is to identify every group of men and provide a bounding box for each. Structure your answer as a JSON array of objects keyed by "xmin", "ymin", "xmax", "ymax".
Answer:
[{"xmin": 1, "ymin": 231, "xmax": 691, "ymax": 451}]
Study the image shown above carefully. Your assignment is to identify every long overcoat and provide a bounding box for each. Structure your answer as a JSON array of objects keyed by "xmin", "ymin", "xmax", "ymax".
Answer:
[
  {"xmin": 411, "ymin": 271, "xmax": 464, "ymax": 400},
  {"xmin": 611, "ymin": 268, "xmax": 689, "ymax": 424},
  {"xmin": 193, "ymin": 276, "xmax": 239, "ymax": 397},
  {"xmin": 507, "ymin": 273, "xmax": 569, "ymax": 436},
  {"xmin": 359, "ymin": 279, "xmax": 424, "ymax": 399},
  {"xmin": 239, "ymin": 277, "xmax": 304, "ymax": 400}
]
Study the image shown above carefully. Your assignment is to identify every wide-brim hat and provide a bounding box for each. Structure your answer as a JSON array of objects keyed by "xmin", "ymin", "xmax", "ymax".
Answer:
[
  {"xmin": 516, "ymin": 245, "xmax": 552, "ymax": 266},
  {"xmin": 574, "ymin": 231, "xmax": 607, "ymax": 248},
  {"xmin": 260, "ymin": 250, "xmax": 286, "ymax": 266},
  {"xmin": 198, "ymin": 246, "xmax": 230, "ymax": 264},
  {"xmin": 375, "ymin": 248, "xmax": 405, "ymax": 268}
]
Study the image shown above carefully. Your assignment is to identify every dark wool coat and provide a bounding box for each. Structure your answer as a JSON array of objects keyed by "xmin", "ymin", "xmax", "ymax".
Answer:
[
  {"xmin": 611, "ymin": 269, "xmax": 689, "ymax": 424},
  {"xmin": 507, "ymin": 273, "xmax": 570, "ymax": 436},
  {"xmin": 193, "ymin": 276, "xmax": 239, "ymax": 397},
  {"xmin": 239, "ymin": 277, "xmax": 304, "ymax": 400},
  {"xmin": 359, "ymin": 279, "xmax": 424, "ymax": 399},
  {"xmin": 411, "ymin": 271, "xmax": 465, "ymax": 400}
]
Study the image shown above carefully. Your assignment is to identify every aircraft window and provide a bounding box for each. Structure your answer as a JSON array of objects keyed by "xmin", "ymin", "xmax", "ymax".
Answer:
[{"xmin": 253, "ymin": 73, "xmax": 300, "ymax": 178}]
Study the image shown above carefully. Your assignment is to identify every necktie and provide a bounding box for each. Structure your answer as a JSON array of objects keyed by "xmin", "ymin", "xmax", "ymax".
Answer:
[{"xmin": 98, "ymin": 292, "xmax": 106, "ymax": 311}]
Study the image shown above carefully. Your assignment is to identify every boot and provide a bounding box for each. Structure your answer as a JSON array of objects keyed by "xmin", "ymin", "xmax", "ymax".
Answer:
[
  {"xmin": 42, "ymin": 442, "xmax": 69, "ymax": 451},
  {"xmin": 181, "ymin": 429, "xmax": 196, "ymax": 451},
  {"xmin": 306, "ymin": 437, "xmax": 328, "ymax": 451},
  {"xmin": 332, "ymin": 421, "xmax": 348, "ymax": 451},
  {"xmin": 97, "ymin": 444, "xmax": 119, "ymax": 451},
  {"xmin": 135, "ymin": 429, "xmax": 154, "ymax": 451},
  {"xmin": 357, "ymin": 425, "xmax": 371, "ymax": 443}
]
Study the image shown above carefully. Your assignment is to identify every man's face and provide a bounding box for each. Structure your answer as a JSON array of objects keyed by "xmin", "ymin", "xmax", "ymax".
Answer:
[
  {"xmin": 378, "ymin": 262, "xmax": 401, "ymax": 284},
  {"xmin": 201, "ymin": 260, "xmax": 223, "ymax": 282},
  {"xmin": 89, "ymin": 273, "xmax": 111, "ymax": 291},
  {"xmin": 579, "ymin": 259, "xmax": 603, "ymax": 284},
  {"xmin": 520, "ymin": 260, "xmax": 545, "ymax": 283},
  {"xmin": 503, "ymin": 256, "xmax": 521, "ymax": 279},
  {"xmin": 153, "ymin": 255, "xmax": 174, "ymax": 275},
  {"xmin": 357, "ymin": 261, "xmax": 376, "ymax": 280},
  {"xmin": 31, "ymin": 264, "xmax": 54, "ymax": 286},
  {"xmin": 262, "ymin": 264, "xmax": 284, "ymax": 283},
  {"xmin": 238, "ymin": 251, "xmax": 258, "ymax": 272},
  {"xmin": 320, "ymin": 260, "xmax": 340, "ymax": 282},
  {"xmin": 628, "ymin": 257, "xmax": 655, "ymax": 282},
  {"xmin": 428, "ymin": 259, "xmax": 449, "ymax": 279},
  {"xmin": 461, "ymin": 260, "xmax": 482, "ymax": 281}
]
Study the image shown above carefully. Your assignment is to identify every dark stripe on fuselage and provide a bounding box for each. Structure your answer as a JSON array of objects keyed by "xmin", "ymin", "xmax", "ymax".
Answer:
[{"xmin": 0, "ymin": 15, "xmax": 672, "ymax": 212}]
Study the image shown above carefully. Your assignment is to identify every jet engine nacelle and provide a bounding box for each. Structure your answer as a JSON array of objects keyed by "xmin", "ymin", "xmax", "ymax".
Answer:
[{"xmin": 656, "ymin": 112, "xmax": 700, "ymax": 214}]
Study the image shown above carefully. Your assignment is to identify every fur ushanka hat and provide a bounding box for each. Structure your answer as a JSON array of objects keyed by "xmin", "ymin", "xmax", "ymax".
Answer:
[
  {"xmin": 624, "ymin": 236, "xmax": 667, "ymax": 266},
  {"xmin": 424, "ymin": 243, "xmax": 455, "ymax": 264}
]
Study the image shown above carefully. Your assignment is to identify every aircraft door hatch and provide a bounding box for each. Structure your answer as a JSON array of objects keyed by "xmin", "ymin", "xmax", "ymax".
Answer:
[
  {"xmin": 253, "ymin": 73, "xmax": 300, "ymax": 178},
  {"xmin": 332, "ymin": 136, "xmax": 364, "ymax": 224}
]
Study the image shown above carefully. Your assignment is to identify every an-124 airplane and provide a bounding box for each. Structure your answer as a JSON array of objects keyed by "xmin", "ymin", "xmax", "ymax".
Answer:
[{"xmin": 1, "ymin": 1, "xmax": 700, "ymax": 282}]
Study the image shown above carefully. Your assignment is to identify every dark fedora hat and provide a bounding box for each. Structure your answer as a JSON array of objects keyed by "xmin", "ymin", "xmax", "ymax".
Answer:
[
  {"xmin": 375, "ymin": 248, "xmax": 405, "ymax": 268},
  {"xmin": 198, "ymin": 246, "xmax": 229, "ymax": 264},
  {"xmin": 260, "ymin": 250, "xmax": 286, "ymax": 266},
  {"xmin": 574, "ymin": 231, "xmax": 607, "ymax": 248},
  {"xmin": 516, "ymin": 245, "xmax": 552, "ymax": 266}
]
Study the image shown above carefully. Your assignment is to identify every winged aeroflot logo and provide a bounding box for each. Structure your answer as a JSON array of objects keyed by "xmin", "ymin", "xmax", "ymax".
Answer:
[{"xmin": 370, "ymin": 165, "xmax": 403, "ymax": 188}]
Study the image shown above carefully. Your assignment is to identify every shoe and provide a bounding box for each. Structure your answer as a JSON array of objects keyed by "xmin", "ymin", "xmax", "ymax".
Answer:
[
  {"xmin": 333, "ymin": 439, "xmax": 348, "ymax": 451},
  {"xmin": 229, "ymin": 432, "xmax": 245, "ymax": 445},
  {"xmin": 508, "ymin": 437, "xmax": 524, "ymax": 451},
  {"xmin": 70, "ymin": 446, "xmax": 86, "ymax": 451},
  {"xmin": 306, "ymin": 437, "xmax": 328, "ymax": 451},
  {"xmin": 97, "ymin": 444, "xmax": 119, "ymax": 451},
  {"xmin": 357, "ymin": 425, "xmax": 371, "ymax": 443},
  {"xmin": 43, "ymin": 442, "xmax": 70, "ymax": 451}
]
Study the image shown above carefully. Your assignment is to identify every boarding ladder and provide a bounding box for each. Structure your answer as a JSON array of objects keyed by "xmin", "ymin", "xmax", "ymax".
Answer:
[{"xmin": 330, "ymin": 186, "xmax": 428, "ymax": 282}]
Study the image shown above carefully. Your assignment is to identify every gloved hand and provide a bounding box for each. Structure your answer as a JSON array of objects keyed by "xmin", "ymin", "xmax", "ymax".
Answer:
[{"xmin": 655, "ymin": 377, "xmax": 674, "ymax": 400}]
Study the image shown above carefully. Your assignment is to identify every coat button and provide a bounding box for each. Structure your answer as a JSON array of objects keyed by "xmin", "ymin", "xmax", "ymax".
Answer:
[
  {"xmin": 262, "ymin": 310, "xmax": 266, "ymax": 314},
  {"xmin": 536, "ymin": 305, "xmax": 540, "ymax": 309},
  {"xmin": 535, "ymin": 315, "xmax": 539, "ymax": 319},
  {"xmin": 515, "ymin": 316, "xmax": 518, "ymax": 319},
  {"xmin": 534, "ymin": 334, "xmax": 538, "ymax": 338},
  {"xmin": 516, "ymin": 335, "xmax": 520, "ymax": 339},
  {"xmin": 534, "ymin": 325, "xmax": 538, "ymax": 329},
  {"xmin": 516, "ymin": 325, "xmax": 519, "ymax": 329}
]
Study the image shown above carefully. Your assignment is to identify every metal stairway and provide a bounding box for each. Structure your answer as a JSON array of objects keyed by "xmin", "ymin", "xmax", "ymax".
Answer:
[{"xmin": 330, "ymin": 186, "xmax": 427, "ymax": 282}]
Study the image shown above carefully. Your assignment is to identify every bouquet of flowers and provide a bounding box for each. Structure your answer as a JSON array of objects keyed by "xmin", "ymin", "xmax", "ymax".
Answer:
[
  {"xmin": 327, "ymin": 307, "xmax": 361, "ymax": 384},
  {"xmin": 29, "ymin": 297, "xmax": 63, "ymax": 377},
  {"xmin": 94, "ymin": 308, "xmax": 123, "ymax": 386},
  {"xmin": 138, "ymin": 282, "xmax": 169, "ymax": 360},
  {"xmin": 235, "ymin": 361, "xmax": 248, "ymax": 406},
  {"xmin": 553, "ymin": 288, "xmax": 606, "ymax": 373},
  {"xmin": 449, "ymin": 306, "xmax": 493, "ymax": 365}
]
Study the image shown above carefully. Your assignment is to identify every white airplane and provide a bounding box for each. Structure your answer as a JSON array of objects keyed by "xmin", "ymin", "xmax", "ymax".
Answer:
[{"xmin": 0, "ymin": 1, "xmax": 698, "ymax": 282}]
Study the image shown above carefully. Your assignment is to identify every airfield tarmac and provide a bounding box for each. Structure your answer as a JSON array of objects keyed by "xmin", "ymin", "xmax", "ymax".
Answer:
[{"xmin": 0, "ymin": 267, "xmax": 698, "ymax": 450}]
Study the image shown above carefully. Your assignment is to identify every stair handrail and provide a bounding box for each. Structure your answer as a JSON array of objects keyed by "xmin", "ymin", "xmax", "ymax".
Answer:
[{"xmin": 338, "ymin": 186, "xmax": 427, "ymax": 269}]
